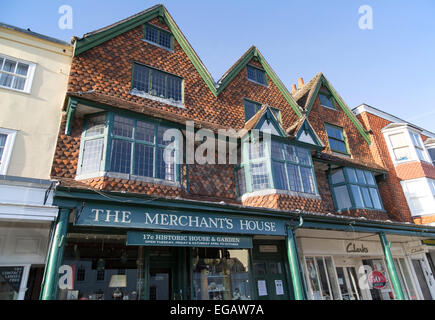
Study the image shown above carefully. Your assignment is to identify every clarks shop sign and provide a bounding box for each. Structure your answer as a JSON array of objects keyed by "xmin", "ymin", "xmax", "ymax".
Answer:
[{"xmin": 74, "ymin": 202, "xmax": 287, "ymax": 236}]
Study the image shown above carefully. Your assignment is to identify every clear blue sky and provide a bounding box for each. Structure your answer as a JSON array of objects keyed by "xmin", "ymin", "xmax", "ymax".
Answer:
[{"xmin": 2, "ymin": 0, "xmax": 435, "ymax": 132}]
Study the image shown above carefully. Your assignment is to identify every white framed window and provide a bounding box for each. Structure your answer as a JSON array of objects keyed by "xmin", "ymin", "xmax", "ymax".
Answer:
[
  {"xmin": 401, "ymin": 178, "xmax": 435, "ymax": 217},
  {"xmin": 382, "ymin": 125, "xmax": 432, "ymax": 165},
  {"xmin": 0, "ymin": 54, "xmax": 36, "ymax": 93},
  {"xmin": 0, "ymin": 128, "xmax": 17, "ymax": 175}
]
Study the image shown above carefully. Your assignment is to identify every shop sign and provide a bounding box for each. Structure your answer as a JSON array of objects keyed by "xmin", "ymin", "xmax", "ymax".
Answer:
[
  {"xmin": 0, "ymin": 266, "xmax": 23, "ymax": 292},
  {"xmin": 368, "ymin": 271, "xmax": 387, "ymax": 289},
  {"xmin": 126, "ymin": 231, "xmax": 253, "ymax": 248},
  {"xmin": 345, "ymin": 242, "xmax": 369, "ymax": 254},
  {"xmin": 74, "ymin": 202, "xmax": 287, "ymax": 236}
]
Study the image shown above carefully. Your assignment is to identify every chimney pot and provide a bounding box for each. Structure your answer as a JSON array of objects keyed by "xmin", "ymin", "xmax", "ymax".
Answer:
[
  {"xmin": 297, "ymin": 77, "xmax": 304, "ymax": 89},
  {"xmin": 291, "ymin": 84, "xmax": 297, "ymax": 94}
]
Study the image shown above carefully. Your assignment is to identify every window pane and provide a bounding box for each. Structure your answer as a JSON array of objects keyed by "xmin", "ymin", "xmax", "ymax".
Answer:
[
  {"xmin": 156, "ymin": 148, "xmax": 175, "ymax": 181},
  {"xmin": 330, "ymin": 139, "xmax": 347, "ymax": 153},
  {"xmin": 346, "ymin": 168, "xmax": 358, "ymax": 183},
  {"xmin": 159, "ymin": 31, "xmax": 171, "ymax": 49},
  {"xmin": 350, "ymin": 185, "xmax": 364, "ymax": 208},
  {"xmin": 428, "ymin": 148, "xmax": 435, "ymax": 164},
  {"xmin": 16, "ymin": 63, "xmax": 29, "ymax": 76},
  {"xmin": 319, "ymin": 93, "xmax": 334, "ymax": 109},
  {"xmin": 356, "ymin": 169, "xmax": 366, "ymax": 184},
  {"xmin": 250, "ymin": 162, "xmax": 270, "ymax": 190},
  {"xmin": 145, "ymin": 26, "xmax": 158, "ymax": 43},
  {"xmin": 325, "ymin": 257, "xmax": 341, "ymax": 300},
  {"xmin": 110, "ymin": 139, "xmax": 132, "ymax": 174},
  {"xmin": 287, "ymin": 163, "xmax": 302, "ymax": 192},
  {"xmin": 132, "ymin": 64, "xmax": 150, "ymax": 92},
  {"xmin": 284, "ymin": 145, "xmax": 297, "ymax": 162},
  {"xmin": 81, "ymin": 138, "xmax": 104, "ymax": 173},
  {"xmin": 271, "ymin": 141, "xmax": 284, "ymax": 160},
  {"xmin": 369, "ymin": 188, "xmax": 382, "ymax": 209},
  {"xmin": 86, "ymin": 115, "xmax": 106, "ymax": 137},
  {"xmin": 167, "ymin": 76, "xmax": 182, "ymax": 102},
  {"xmin": 112, "ymin": 115, "xmax": 134, "ymax": 138},
  {"xmin": 393, "ymin": 146, "xmax": 411, "ymax": 161},
  {"xmin": 236, "ymin": 167, "xmax": 246, "ymax": 196},
  {"xmin": 416, "ymin": 148, "xmax": 426, "ymax": 161},
  {"xmin": 364, "ymin": 171, "xmax": 376, "ymax": 185},
  {"xmin": 244, "ymin": 100, "xmax": 260, "ymax": 121},
  {"xmin": 316, "ymin": 258, "xmax": 332, "ymax": 300},
  {"xmin": 398, "ymin": 258, "xmax": 418, "ymax": 300},
  {"xmin": 157, "ymin": 125, "xmax": 173, "ymax": 146},
  {"xmin": 0, "ymin": 133, "xmax": 7, "ymax": 163},
  {"xmin": 389, "ymin": 133, "xmax": 407, "ymax": 148},
  {"xmin": 333, "ymin": 185, "xmax": 351, "ymax": 210},
  {"xmin": 272, "ymin": 161, "xmax": 288, "ymax": 190},
  {"xmin": 330, "ymin": 169, "xmax": 345, "ymax": 185},
  {"xmin": 12, "ymin": 76, "xmax": 25, "ymax": 90},
  {"xmin": 297, "ymin": 147, "xmax": 311, "ymax": 165},
  {"xmin": 410, "ymin": 132, "xmax": 422, "ymax": 148},
  {"xmin": 255, "ymin": 68, "xmax": 266, "ymax": 84},
  {"xmin": 301, "ymin": 167, "xmax": 315, "ymax": 194},
  {"xmin": 249, "ymin": 141, "xmax": 265, "ymax": 160},
  {"xmin": 305, "ymin": 257, "xmax": 322, "ymax": 300},
  {"xmin": 246, "ymin": 65, "xmax": 257, "ymax": 82},
  {"xmin": 150, "ymin": 69, "xmax": 166, "ymax": 98},
  {"xmin": 133, "ymin": 143, "xmax": 153, "ymax": 177},
  {"xmin": 0, "ymin": 58, "xmax": 3, "ymax": 68},
  {"xmin": 0, "ymin": 73, "xmax": 13, "ymax": 87},
  {"xmin": 361, "ymin": 187, "xmax": 373, "ymax": 208},
  {"xmin": 325, "ymin": 125, "xmax": 344, "ymax": 141},
  {"xmin": 3, "ymin": 59, "xmax": 16, "ymax": 72},
  {"xmin": 135, "ymin": 121, "xmax": 154, "ymax": 143}
]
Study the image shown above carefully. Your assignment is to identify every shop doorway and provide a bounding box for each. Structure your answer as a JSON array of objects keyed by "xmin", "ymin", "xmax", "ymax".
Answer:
[
  {"xmin": 410, "ymin": 254, "xmax": 435, "ymax": 300},
  {"xmin": 149, "ymin": 268, "xmax": 171, "ymax": 300},
  {"xmin": 24, "ymin": 265, "xmax": 44, "ymax": 300},
  {"xmin": 252, "ymin": 241, "xmax": 290, "ymax": 300},
  {"xmin": 335, "ymin": 266, "xmax": 362, "ymax": 300}
]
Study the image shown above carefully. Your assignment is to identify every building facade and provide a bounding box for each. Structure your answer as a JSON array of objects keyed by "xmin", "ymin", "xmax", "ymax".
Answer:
[
  {"xmin": 37, "ymin": 5, "xmax": 435, "ymax": 300},
  {"xmin": 0, "ymin": 23, "xmax": 72, "ymax": 299},
  {"xmin": 353, "ymin": 103, "xmax": 435, "ymax": 299}
]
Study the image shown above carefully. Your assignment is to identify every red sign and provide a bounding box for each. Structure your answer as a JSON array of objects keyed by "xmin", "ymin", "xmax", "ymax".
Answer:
[{"xmin": 368, "ymin": 271, "xmax": 387, "ymax": 289}]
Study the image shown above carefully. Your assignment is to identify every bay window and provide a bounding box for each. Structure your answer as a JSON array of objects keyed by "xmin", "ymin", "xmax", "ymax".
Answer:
[
  {"xmin": 329, "ymin": 167, "xmax": 383, "ymax": 211},
  {"xmin": 236, "ymin": 137, "xmax": 317, "ymax": 196},
  {"xmin": 78, "ymin": 113, "xmax": 180, "ymax": 183}
]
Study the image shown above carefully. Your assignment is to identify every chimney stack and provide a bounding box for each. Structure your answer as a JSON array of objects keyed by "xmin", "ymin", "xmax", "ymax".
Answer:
[
  {"xmin": 291, "ymin": 84, "xmax": 297, "ymax": 94},
  {"xmin": 297, "ymin": 77, "xmax": 304, "ymax": 89}
]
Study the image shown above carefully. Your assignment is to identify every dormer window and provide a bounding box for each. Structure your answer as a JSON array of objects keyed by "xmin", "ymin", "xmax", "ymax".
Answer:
[
  {"xmin": 246, "ymin": 65, "xmax": 267, "ymax": 86},
  {"xmin": 243, "ymin": 99, "xmax": 281, "ymax": 123},
  {"xmin": 143, "ymin": 24, "xmax": 173, "ymax": 50},
  {"xmin": 325, "ymin": 123, "xmax": 349, "ymax": 155}
]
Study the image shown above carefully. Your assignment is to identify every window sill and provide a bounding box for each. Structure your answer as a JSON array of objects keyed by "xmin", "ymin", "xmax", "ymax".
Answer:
[
  {"xmin": 320, "ymin": 104, "xmax": 337, "ymax": 111},
  {"xmin": 130, "ymin": 89, "xmax": 185, "ymax": 109},
  {"xmin": 240, "ymin": 188, "xmax": 321, "ymax": 202},
  {"xmin": 75, "ymin": 172, "xmax": 181, "ymax": 188},
  {"xmin": 247, "ymin": 78, "xmax": 268, "ymax": 87},
  {"xmin": 331, "ymin": 151, "xmax": 352, "ymax": 158},
  {"xmin": 0, "ymin": 85, "xmax": 31, "ymax": 95}
]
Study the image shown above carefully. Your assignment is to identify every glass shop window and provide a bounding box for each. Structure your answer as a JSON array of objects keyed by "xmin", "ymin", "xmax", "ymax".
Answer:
[
  {"xmin": 304, "ymin": 256, "xmax": 341, "ymax": 300},
  {"xmin": 192, "ymin": 248, "xmax": 252, "ymax": 300},
  {"xmin": 361, "ymin": 259, "xmax": 394, "ymax": 300},
  {"xmin": 0, "ymin": 266, "xmax": 24, "ymax": 300},
  {"xmin": 58, "ymin": 233, "xmax": 145, "ymax": 300}
]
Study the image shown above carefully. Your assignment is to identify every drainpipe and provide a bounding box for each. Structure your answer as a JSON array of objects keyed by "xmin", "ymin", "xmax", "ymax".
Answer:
[
  {"xmin": 41, "ymin": 208, "xmax": 71, "ymax": 300},
  {"xmin": 379, "ymin": 232, "xmax": 405, "ymax": 300},
  {"xmin": 286, "ymin": 215, "xmax": 305, "ymax": 300}
]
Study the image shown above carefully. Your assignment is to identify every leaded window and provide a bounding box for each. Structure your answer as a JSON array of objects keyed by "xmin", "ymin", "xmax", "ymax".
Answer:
[
  {"xmin": 79, "ymin": 113, "xmax": 179, "ymax": 182},
  {"xmin": 144, "ymin": 24, "xmax": 173, "ymax": 50},
  {"xmin": 246, "ymin": 65, "xmax": 267, "ymax": 85},
  {"xmin": 132, "ymin": 63, "xmax": 183, "ymax": 102},
  {"xmin": 237, "ymin": 137, "xmax": 317, "ymax": 195},
  {"xmin": 319, "ymin": 92, "xmax": 336, "ymax": 110},
  {"xmin": 329, "ymin": 167, "xmax": 383, "ymax": 211}
]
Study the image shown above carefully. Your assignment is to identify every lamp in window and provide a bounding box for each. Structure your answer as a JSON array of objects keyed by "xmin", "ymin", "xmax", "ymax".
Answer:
[{"xmin": 109, "ymin": 275, "xmax": 127, "ymax": 300}]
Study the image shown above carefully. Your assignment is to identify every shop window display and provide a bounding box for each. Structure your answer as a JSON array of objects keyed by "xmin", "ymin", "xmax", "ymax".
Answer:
[{"xmin": 192, "ymin": 248, "xmax": 251, "ymax": 300}]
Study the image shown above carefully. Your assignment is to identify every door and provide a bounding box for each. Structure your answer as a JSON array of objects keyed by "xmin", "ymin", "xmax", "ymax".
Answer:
[
  {"xmin": 253, "ymin": 259, "xmax": 289, "ymax": 300},
  {"xmin": 149, "ymin": 268, "xmax": 171, "ymax": 300},
  {"xmin": 335, "ymin": 266, "xmax": 362, "ymax": 300},
  {"xmin": 410, "ymin": 255, "xmax": 435, "ymax": 300}
]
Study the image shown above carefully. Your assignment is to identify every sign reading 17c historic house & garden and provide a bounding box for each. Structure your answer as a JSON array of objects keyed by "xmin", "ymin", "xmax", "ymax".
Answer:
[{"xmin": 74, "ymin": 202, "xmax": 287, "ymax": 236}]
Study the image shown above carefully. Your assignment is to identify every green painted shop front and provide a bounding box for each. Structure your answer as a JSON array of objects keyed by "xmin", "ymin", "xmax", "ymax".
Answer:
[{"xmin": 40, "ymin": 189, "xmax": 303, "ymax": 300}]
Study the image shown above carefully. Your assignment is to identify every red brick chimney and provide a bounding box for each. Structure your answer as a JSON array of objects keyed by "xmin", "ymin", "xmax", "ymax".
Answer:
[
  {"xmin": 297, "ymin": 77, "xmax": 304, "ymax": 89},
  {"xmin": 291, "ymin": 84, "xmax": 297, "ymax": 94}
]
